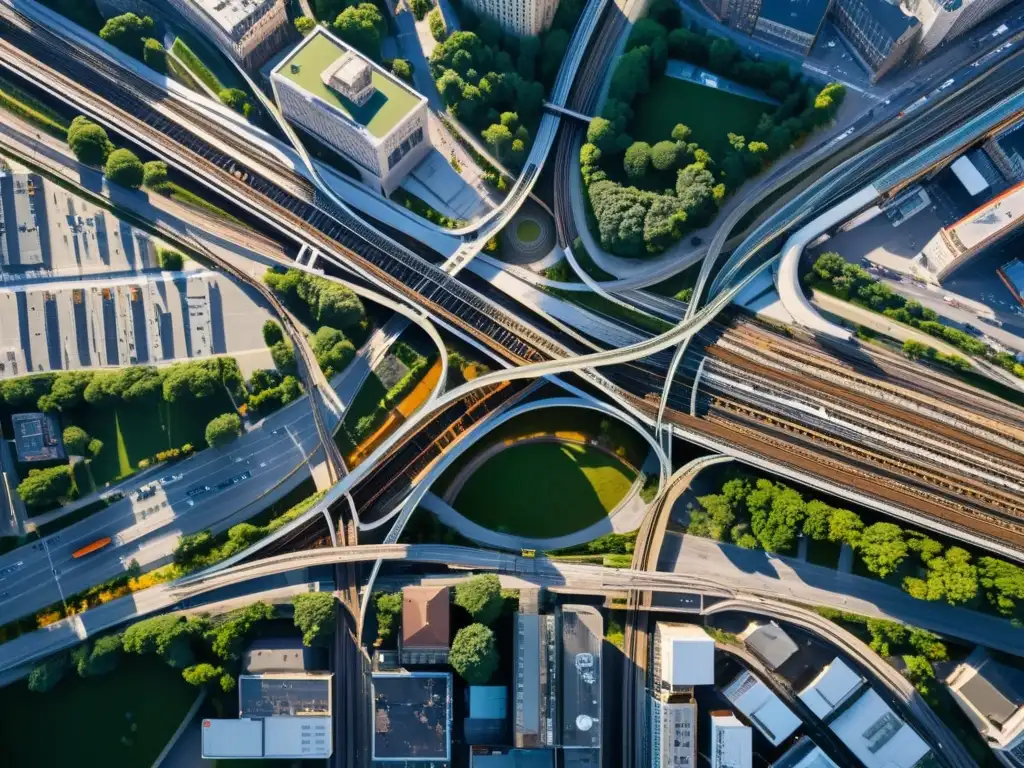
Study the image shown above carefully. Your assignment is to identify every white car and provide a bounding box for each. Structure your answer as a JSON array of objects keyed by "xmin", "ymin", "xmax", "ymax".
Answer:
[{"xmin": 159, "ymin": 473, "xmax": 184, "ymax": 487}]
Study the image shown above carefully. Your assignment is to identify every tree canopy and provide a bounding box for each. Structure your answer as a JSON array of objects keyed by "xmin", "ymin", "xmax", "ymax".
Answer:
[
  {"xmin": 67, "ymin": 116, "xmax": 112, "ymax": 166},
  {"xmin": 856, "ymin": 522, "xmax": 908, "ymax": 578},
  {"xmin": 450, "ymin": 623, "xmax": 498, "ymax": 684},
  {"xmin": 218, "ymin": 88, "xmax": 253, "ymax": 118},
  {"xmin": 17, "ymin": 465, "xmax": 72, "ymax": 510},
  {"xmin": 293, "ymin": 592, "xmax": 338, "ymax": 646},
  {"xmin": 104, "ymin": 148, "xmax": 145, "ymax": 189},
  {"xmin": 454, "ymin": 574, "xmax": 503, "ymax": 625},
  {"xmin": 98, "ymin": 12, "xmax": 154, "ymax": 59},
  {"xmin": 205, "ymin": 413, "xmax": 242, "ymax": 448},
  {"xmin": 333, "ymin": 3, "xmax": 386, "ymax": 60}
]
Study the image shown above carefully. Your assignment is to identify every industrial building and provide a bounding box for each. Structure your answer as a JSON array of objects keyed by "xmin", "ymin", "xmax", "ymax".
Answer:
[
  {"xmin": 272, "ymin": 27, "xmax": 431, "ymax": 195},
  {"xmin": 738, "ymin": 622, "xmax": 798, "ymax": 670},
  {"xmin": 163, "ymin": 0, "xmax": 290, "ymax": 68},
  {"xmin": 651, "ymin": 697, "xmax": 697, "ymax": 768},
  {"xmin": 400, "ymin": 585, "xmax": 451, "ymax": 665},
  {"xmin": 772, "ymin": 737, "xmax": 839, "ymax": 768},
  {"xmin": 946, "ymin": 648, "xmax": 1024, "ymax": 767},
  {"xmin": 654, "ymin": 623, "xmax": 716, "ymax": 691},
  {"xmin": 371, "ymin": 671, "xmax": 452, "ymax": 762},
  {"xmin": 827, "ymin": 688, "xmax": 931, "ymax": 768},
  {"xmin": 0, "ymin": 172, "xmax": 44, "ymax": 270},
  {"xmin": 722, "ymin": 670, "xmax": 802, "ymax": 746},
  {"xmin": 560, "ymin": 605, "xmax": 602, "ymax": 765},
  {"xmin": 831, "ymin": 0, "xmax": 920, "ymax": 81},
  {"xmin": 710, "ymin": 711, "xmax": 753, "ymax": 768},
  {"xmin": 464, "ymin": 0, "xmax": 561, "ymax": 36},
  {"xmin": 921, "ymin": 176, "xmax": 1024, "ymax": 278},
  {"xmin": 514, "ymin": 613, "xmax": 557, "ymax": 748},
  {"xmin": 751, "ymin": 0, "xmax": 831, "ymax": 55},
  {"xmin": 798, "ymin": 657, "xmax": 865, "ymax": 719}
]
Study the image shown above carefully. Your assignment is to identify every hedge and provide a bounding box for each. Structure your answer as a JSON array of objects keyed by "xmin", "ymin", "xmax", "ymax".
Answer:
[{"xmin": 170, "ymin": 38, "xmax": 222, "ymax": 94}]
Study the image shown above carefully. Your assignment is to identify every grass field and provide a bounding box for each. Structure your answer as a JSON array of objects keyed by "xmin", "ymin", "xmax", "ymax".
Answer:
[
  {"xmin": 452, "ymin": 441, "xmax": 637, "ymax": 538},
  {"xmin": 632, "ymin": 77, "xmax": 766, "ymax": 162},
  {"xmin": 0, "ymin": 656, "xmax": 197, "ymax": 767}
]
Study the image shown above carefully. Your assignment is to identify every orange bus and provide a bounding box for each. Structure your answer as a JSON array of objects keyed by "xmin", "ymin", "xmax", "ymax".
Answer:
[{"xmin": 72, "ymin": 537, "xmax": 112, "ymax": 559}]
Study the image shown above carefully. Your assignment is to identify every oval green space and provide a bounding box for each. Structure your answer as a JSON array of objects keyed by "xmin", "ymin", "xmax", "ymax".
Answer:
[
  {"xmin": 452, "ymin": 441, "xmax": 637, "ymax": 538},
  {"xmin": 516, "ymin": 218, "xmax": 542, "ymax": 243}
]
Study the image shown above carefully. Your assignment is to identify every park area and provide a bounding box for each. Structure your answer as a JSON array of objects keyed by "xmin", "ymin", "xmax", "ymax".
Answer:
[
  {"xmin": 631, "ymin": 77, "xmax": 765, "ymax": 162},
  {"xmin": 451, "ymin": 440, "xmax": 637, "ymax": 538},
  {"xmin": 0, "ymin": 656, "xmax": 197, "ymax": 767}
]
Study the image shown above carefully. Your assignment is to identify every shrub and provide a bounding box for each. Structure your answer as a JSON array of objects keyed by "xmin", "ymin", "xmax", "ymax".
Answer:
[
  {"xmin": 218, "ymin": 87, "xmax": 252, "ymax": 118},
  {"xmin": 67, "ymin": 116, "xmax": 112, "ymax": 165},
  {"xmin": 293, "ymin": 593, "xmax": 337, "ymax": 646},
  {"xmin": 411, "ymin": 0, "xmax": 432, "ymax": 20},
  {"xmin": 62, "ymin": 426, "xmax": 90, "ymax": 455},
  {"xmin": 98, "ymin": 12, "xmax": 154, "ymax": 59},
  {"xmin": 157, "ymin": 248, "xmax": 184, "ymax": 270},
  {"xmin": 205, "ymin": 412, "xmax": 242, "ymax": 448},
  {"xmin": 391, "ymin": 58, "xmax": 413, "ymax": 83},
  {"xmin": 142, "ymin": 38, "xmax": 166, "ymax": 73},
  {"xmin": 262, "ymin": 320, "xmax": 284, "ymax": 346},
  {"xmin": 142, "ymin": 160, "xmax": 169, "ymax": 189},
  {"xmin": 17, "ymin": 465, "xmax": 72, "ymax": 509},
  {"xmin": 105, "ymin": 148, "xmax": 145, "ymax": 189},
  {"xmin": 428, "ymin": 8, "xmax": 446, "ymax": 41},
  {"xmin": 294, "ymin": 16, "xmax": 316, "ymax": 35}
]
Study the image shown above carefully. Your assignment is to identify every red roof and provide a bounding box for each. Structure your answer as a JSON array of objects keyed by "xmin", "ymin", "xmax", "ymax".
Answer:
[{"xmin": 402, "ymin": 586, "xmax": 450, "ymax": 649}]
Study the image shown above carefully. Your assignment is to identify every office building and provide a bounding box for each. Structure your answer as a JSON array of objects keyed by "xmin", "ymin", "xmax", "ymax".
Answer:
[
  {"xmin": 798, "ymin": 657, "xmax": 864, "ymax": 719},
  {"xmin": 738, "ymin": 622, "xmax": 798, "ymax": 670},
  {"xmin": 752, "ymin": 0, "xmax": 831, "ymax": 55},
  {"xmin": 654, "ymin": 623, "xmax": 716, "ymax": 691},
  {"xmin": 514, "ymin": 613, "xmax": 557, "ymax": 748},
  {"xmin": 723, "ymin": 670, "xmax": 801, "ymax": 746},
  {"xmin": 948, "ymin": 0, "xmax": 1018, "ymax": 39},
  {"xmin": 651, "ymin": 697, "xmax": 697, "ymax": 768},
  {"xmin": 710, "ymin": 712, "xmax": 753, "ymax": 768},
  {"xmin": 464, "ymin": 0, "xmax": 561, "ymax": 36},
  {"xmin": 832, "ymin": 0, "xmax": 920, "ymax": 81},
  {"xmin": 908, "ymin": 0, "xmax": 1013, "ymax": 59},
  {"xmin": 700, "ymin": 0, "xmax": 763, "ymax": 33},
  {"xmin": 165, "ymin": 0, "xmax": 289, "ymax": 68},
  {"xmin": 828, "ymin": 688, "xmax": 931, "ymax": 768},
  {"xmin": 371, "ymin": 672, "xmax": 453, "ymax": 763},
  {"xmin": 946, "ymin": 648, "xmax": 1024, "ymax": 767},
  {"xmin": 772, "ymin": 737, "xmax": 839, "ymax": 768},
  {"xmin": 400, "ymin": 585, "xmax": 451, "ymax": 665},
  {"xmin": 272, "ymin": 27, "xmax": 431, "ymax": 195}
]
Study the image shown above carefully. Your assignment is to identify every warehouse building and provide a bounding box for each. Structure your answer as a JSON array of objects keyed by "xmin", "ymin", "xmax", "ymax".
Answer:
[
  {"xmin": 752, "ymin": 0, "xmax": 831, "ymax": 55},
  {"xmin": 722, "ymin": 670, "xmax": 801, "ymax": 746},
  {"xmin": 798, "ymin": 657, "xmax": 864, "ymax": 719},
  {"xmin": 828, "ymin": 688, "xmax": 931, "ymax": 768},
  {"xmin": 946, "ymin": 648, "xmax": 1024, "ymax": 768},
  {"xmin": 831, "ymin": 0, "xmax": 920, "ymax": 81},
  {"xmin": 710, "ymin": 712, "xmax": 753, "ymax": 768},
  {"xmin": 464, "ymin": 0, "xmax": 561, "ymax": 36},
  {"xmin": 560, "ymin": 605, "xmax": 601, "ymax": 767},
  {"xmin": 272, "ymin": 27, "xmax": 431, "ymax": 195},
  {"xmin": 372, "ymin": 671, "xmax": 452, "ymax": 763},
  {"xmin": 165, "ymin": 0, "xmax": 290, "ymax": 68},
  {"xmin": 738, "ymin": 622, "xmax": 798, "ymax": 670},
  {"xmin": 772, "ymin": 736, "xmax": 838, "ymax": 768},
  {"xmin": 514, "ymin": 613, "xmax": 557, "ymax": 748}
]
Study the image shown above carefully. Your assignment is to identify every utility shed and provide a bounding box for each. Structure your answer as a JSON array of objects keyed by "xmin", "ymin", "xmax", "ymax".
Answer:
[{"xmin": 951, "ymin": 155, "xmax": 990, "ymax": 196}]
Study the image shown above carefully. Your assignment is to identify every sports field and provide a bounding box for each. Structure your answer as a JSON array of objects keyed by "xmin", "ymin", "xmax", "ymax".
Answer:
[
  {"xmin": 631, "ymin": 77, "xmax": 766, "ymax": 162},
  {"xmin": 452, "ymin": 441, "xmax": 637, "ymax": 538}
]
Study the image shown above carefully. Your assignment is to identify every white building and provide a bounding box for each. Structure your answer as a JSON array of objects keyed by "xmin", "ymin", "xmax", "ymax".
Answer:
[
  {"xmin": 272, "ymin": 27, "xmax": 431, "ymax": 195},
  {"xmin": 710, "ymin": 712, "xmax": 753, "ymax": 768},
  {"xmin": 907, "ymin": 0, "xmax": 1017, "ymax": 59},
  {"xmin": 165, "ymin": 0, "xmax": 290, "ymax": 68},
  {"xmin": 723, "ymin": 670, "xmax": 801, "ymax": 747},
  {"xmin": 946, "ymin": 648, "xmax": 1024, "ymax": 768},
  {"xmin": 798, "ymin": 657, "xmax": 864, "ymax": 720},
  {"xmin": 655, "ymin": 624, "xmax": 716, "ymax": 691},
  {"xmin": 464, "ymin": 0, "xmax": 561, "ymax": 36},
  {"xmin": 651, "ymin": 697, "xmax": 697, "ymax": 768},
  {"xmin": 828, "ymin": 688, "xmax": 931, "ymax": 768},
  {"xmin": 772, "ymin": 737, "xmax": 839, "ymax": 768}
]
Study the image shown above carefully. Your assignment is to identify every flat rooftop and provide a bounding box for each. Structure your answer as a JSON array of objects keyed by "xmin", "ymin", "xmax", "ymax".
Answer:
[
  {"xmin": 758, "ymin": 0, "xmax": 830, "ymax": 34},
  {"xmin": 238, "ymin": 674, "xmax": 332, "ymax": 718},
  {"xmin": 372, "ymin": 672, "xmax": 452, "ymax": 762},
  {"xmin": 11, "ymin": 411, "xmax": 64, "ymax": 462},
  {"xmin": 276, "ymin": 28, "xmax": 420, "ymax": 139},
  {"xmin": 190, "ymin": 0, "xmax": 279, "ymax": 35},
  {"xmin": 947, "ymin": 178, "xmax": 1024, "ymax": 251},
  {"xmin": 561, "ymin": 606, "xmax": 602, "ymax": 750}
]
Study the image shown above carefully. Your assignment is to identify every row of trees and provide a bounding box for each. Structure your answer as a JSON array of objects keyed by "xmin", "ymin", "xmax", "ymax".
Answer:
[
  {"xmin": 692, "ymin": 475, "xmax": 1024, "ymax": 619},
  {"xmin": 264, "ymin": 268, "xmax": 366, "ymax": 333},
  {"xmin": 582, "ymin": 4, "xmax": 844, "ymax": 257},
  {"xmin": 807, "ymin": 252, "xmax": 1024, "ymax": 380},
  {"xmin": 27, "ymin": 593, "xmax": 336, "ymax": 694}
]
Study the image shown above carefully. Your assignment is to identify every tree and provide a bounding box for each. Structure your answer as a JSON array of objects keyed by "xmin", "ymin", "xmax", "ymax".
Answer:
[
  {"xmin": 103, "ymin": 148, "xmax": 144, "ymax": 189},
  {"xmin": 857, "ymin": 522, "xmax": 908, "ymax": 578},
  {"xmin": 623, "ymin": 141, "xmax": 651, "ymax": 180},
  {"xmin": 454, "ymin": 574, "xmax": 503, "ymax": 625},
  {"xmin": 312, "ymin": 326, "xmax": 356, "ymax": 378},
  {"xmin": 609, "ymin": 45, "xmax": 651, "ymax": 103},
  {"xmin": 293, "ymin": 593, "xmax": 338, "ymax": 646},
  {"xmin": 539, "ymin": 28, "xmax": 569, "ymax": 84},
  {"xmin": 27, "ymin": 653, "xmax": 70, "ymax": 693},
  {"xmin": 17, "ymin": 465, "xmax": 72, "ymax": 509},
  {"xmin": 271, "ymin": 340, "xmax": 297, "ymax": 376},
  {"xmin": 157, "ymin": 248, "xmax": 184, "ymax": 270},
  {"xmin": 903, "ymin": 655, "xmax": 935, "ymax": 695},
  {"xmin": 628, "ymin": 18, "xmax": 668, "ymax": 51},
  {"xmin": 978, "ymin": 557, "xmax": 1024, "ymax": 617},
  {"xmin": 38, "ymin": 371, "xmax": 92, "ymax": 412},
  {"xmin": 437, "ymin": 69, "xmax": 464, "ymax": 106},
  {"xmin": 650, "ymin": 140, "xmax": 679, "ymax": 172},
  {"xmin": 73, "ymin": 633, "xmax": 123, "ymax": 677},
  {"xmin": 587, "ymin": 117, "xmax": 619, "ymax": 155},
  {"xmin": 142, "ymin": 38, "xmax": 166, "ymax": 73},
  {"xmin": 182, "ymin": 663, "xmax": 223, "ymax": 687},
  {"xmin": 262, "ymin": 320, "xmax": 284, "ymax": 347},
  {"xmin": 333, "ymin": 3, "xmax": 386, "ymax": 59},
  {"xmin": 410, "ymin": 0, "xmax": 432, "ymax": 20},
  {"xmin": 827, "ymin": 508, "xmax": 863, "ymax": 546},
  {"xmin": 206, "ymin": 413, "xmax": 242, "ymax": 448},
  {"xmin": 63, "ymin": 426, "xmax": 90, "ymax": 456},
  {"xmin": 902, "ymin": 339, "xmax": 929, "ymax": 361},
  {"xmin": 708, "ymin": 37, "xmax": 739, "ymax": 72},
  {"xmin": 123, "ymin": 615, "xmax": 205, "ymax": 668},
  {"xmin": 98, "ymin": 12, "xmax": 154, "ymax": 59},
  {"xmin": 908, "ymin": 628, "xmax": 948, "ymax": 661},
  {"xmin": 802, "ymin": 500, "xmax": 833, "ymax": 540},
  {"xmin": 295, "ymin": 16, "xmax": 316, "ymax": 35},
  {"xmin": 375, "ymin": 592, "xmax": 402, "ymax": 641},
  {"xmin": 173, "ymin": 530, "xmax": 216, "ymax": 570},
  {"xmin": 907, "ymin": 533, "xmax": 943, "ymax": 563},
  {"xmin": 671, "ymin": 123, "xmax": 692, "ymax": 143},
  {"xmin": 143, "ymin": 160, "xmax": 169, "ymax": 189},
  {"xmin": 428, "ymin": 8, "xmax": 446, "ymax": 42},
  {"xmin": 391, "ymin": 58, "xmax": 413, "ymax": 83},
  {"xmin": 208, "ymin": 602, "xmax": 274, "ymax": 660},
  {"xmin": 648, "ymin": 0, "xmax": 683, "ymax": 29},
  {"xmin": 67, "ymin": 117, "xmax": 112, "ymax": 166},
  {"xmin": 922, "ymin": 546, "xmax": 978, "ymax": 605},
  {"xmin": 163, "ymin": 361, "xmax": 220, "ymax": 402},
  {"xmin": 748, "ymin": 482, "xmax": 805, "ymax": 553},
  {"xmin": 450, "ymin": 623, "xmax": 498, "ymax": 684},
  {"xmin": 482, "ymin": 123, "xmax": 513, "ymax": 159},
  {"xmin": 218, "ymin": 88, "xmax": 252, "ymax": 118}
]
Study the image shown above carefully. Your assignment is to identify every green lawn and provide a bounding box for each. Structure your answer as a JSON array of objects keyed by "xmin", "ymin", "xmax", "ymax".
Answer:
[
  {"xmin": 452, "ymin": 441, "xmax": 637, "ymax": 538},
  {"xmin": 632, "ymin": 77, "xmax": 766, "ymax": 162},
  {"xmin": 516, "ymin": 218, "xmax": 542, "ymax": 243},
  {"xmin": 0, "ymin": 656, "xmax": 198, "ymax": 767}
]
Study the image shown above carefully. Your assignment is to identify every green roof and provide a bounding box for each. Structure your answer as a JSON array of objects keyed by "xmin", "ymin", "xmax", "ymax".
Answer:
[{"xmin": 277, "ymin": 30, "xmax": 420, "ymax": 139}]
